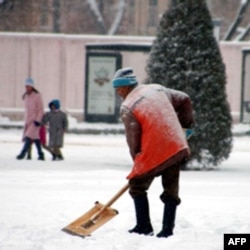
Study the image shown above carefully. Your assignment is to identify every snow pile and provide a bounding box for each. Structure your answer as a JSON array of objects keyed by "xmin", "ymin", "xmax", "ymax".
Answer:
[{"xmin": 1, "ymin": 114, "xmax": 249, "ymax": 135}]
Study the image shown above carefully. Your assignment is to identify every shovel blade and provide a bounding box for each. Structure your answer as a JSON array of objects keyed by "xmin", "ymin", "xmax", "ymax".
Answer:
[{"xmin": 62, "ymin": 202, "xmax": 118, "ymax": 238}]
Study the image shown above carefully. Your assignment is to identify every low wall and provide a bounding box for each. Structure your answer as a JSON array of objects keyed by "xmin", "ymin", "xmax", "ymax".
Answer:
[{"xmin": 0, "ymin": 32, "xmax": 249, "ymax": 123}]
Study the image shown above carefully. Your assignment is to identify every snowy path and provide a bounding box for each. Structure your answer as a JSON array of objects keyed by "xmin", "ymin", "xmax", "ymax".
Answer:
[{"xmin": 0, "ymin": 129, "xmax": 249, "ymax": 250}]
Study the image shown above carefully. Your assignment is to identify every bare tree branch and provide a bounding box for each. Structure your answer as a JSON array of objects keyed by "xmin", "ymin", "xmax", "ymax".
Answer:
[
  {"xmin": 223, "ymin": 0, "xmax": 250, "ymax": 40},
  {"xmin": 108, "ymin": 0, "xmax": 126, "ymax": 35},
  {"xmin": 236, "ymin": 22, "xmax": 250, "ymax": 40},
  {"xmin": 86, "ymin": 0, "xmax": 107, "ymax": 34}
]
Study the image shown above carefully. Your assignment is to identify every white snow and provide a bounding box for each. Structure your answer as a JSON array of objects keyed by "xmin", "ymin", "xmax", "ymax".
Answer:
[
  {"xmin": 0, "ymin": 123, "xmax": 250, "ymax": 250},
  {"xmin": 86, "ymin": 0, "xmax": 105, "ymax": 24},
  {"xmin": 108, "ymin": 0, "xmax": 126, "ymax": 35}
]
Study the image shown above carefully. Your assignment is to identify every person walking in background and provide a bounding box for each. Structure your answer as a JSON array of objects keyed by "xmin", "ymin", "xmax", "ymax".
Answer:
[
  {"xmin": 41, "ymin": 99, "xmax": 68, "ymax": 160},
  {"xmin": 112, "ymin": 68, "xmax": 194, "ymax": 238},
  {"xmin": 26, "ymin": 125, "xmax": 54, "ymax": 160},
  {"xmin": 16, "ymin": 77, "xmax": 45, "ymax": 160}
]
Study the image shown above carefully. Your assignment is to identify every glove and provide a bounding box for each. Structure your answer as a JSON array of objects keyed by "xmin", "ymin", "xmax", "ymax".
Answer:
[
  {"xmin": 34, "ymin": 121, "xmax": 40, "ymax": 127},
  {"xmin": 185, "ymin": 129, "xmax": 193, "ymax": 139}
]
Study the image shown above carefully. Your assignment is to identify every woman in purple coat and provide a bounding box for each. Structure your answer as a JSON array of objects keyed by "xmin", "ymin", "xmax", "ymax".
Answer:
[{"xmin": 16, "ymin": 78, "xmax": 45, "ymax": 160}]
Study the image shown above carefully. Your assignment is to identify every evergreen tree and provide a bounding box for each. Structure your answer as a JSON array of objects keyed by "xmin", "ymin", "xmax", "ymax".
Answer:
[{"xmin": 145, "ymin": 0, "xmax": 233, "ymax": 169}]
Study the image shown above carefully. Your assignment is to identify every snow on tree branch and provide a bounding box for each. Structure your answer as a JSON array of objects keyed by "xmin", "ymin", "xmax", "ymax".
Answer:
[
  {"xmin": 108, "ymin": 0, "xmax": 126, "ymax": 35},
  {"xmin": 235, "ymin": 22, "xmax": 250, "ymax": 40},
  {"xmin": 86, "ymin": 0, "xmax": 107, "ymax": 33},
  {"xmin": 86, "ymin": 0, "xmax": 126, "ymax": 35},
  {"xmin": 224, "ymin": 0, "xmax": 250, "ymax": 40}
]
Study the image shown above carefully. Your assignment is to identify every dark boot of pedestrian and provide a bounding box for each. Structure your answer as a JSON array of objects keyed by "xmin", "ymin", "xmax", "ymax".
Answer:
[
  {"xmin": 52, "ymin": 153, "xmax": 56, "ymax": 161},
  {"xmin": 128, "ymin": 195, "xmax": 154, "ymax": 236},
  {"xmin": 34, "ymin": 139, "xmax": 45, "ymax": 160},
  {"xmin": 16, "ymin": 137, "xmax": 32, "ymax": 160},
  {"xmin": 157, "ymin": 197, "xmax": 177, "ymax": 238},
  {"xmin": 16, "ymin": 153, "xmax": 26, "ymax": 160},
  {"xmin": 26, "ymin": 144, "xmax": 32, "ymax": 160},
  {"xmin": 38, "ymin": 152, "xmax": 45, "ymax": 160},
  {"xmin": 53, "ymin": 147, "xmax": 64, "ymax": 160},
  {"xmin": 57, "ymin": 154, "xmax": 64, "ymax": 160}
]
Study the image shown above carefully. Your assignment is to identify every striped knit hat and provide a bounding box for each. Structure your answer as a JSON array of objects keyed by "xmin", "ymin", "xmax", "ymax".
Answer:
[{"xmin": 112, "ymin": 67, "xmax": 138, "ymax": 88}]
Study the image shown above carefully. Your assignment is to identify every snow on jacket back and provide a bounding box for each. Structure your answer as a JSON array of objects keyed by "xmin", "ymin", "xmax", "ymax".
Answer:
[{"xmin": 121, "ymin": 84, "xmax": 193, "ymax": 179}]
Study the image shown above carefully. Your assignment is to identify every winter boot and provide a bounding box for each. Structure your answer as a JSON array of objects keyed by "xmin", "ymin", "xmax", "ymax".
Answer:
[
  {"xmin": 52, "ymin": 153, "xmax": 56, "ymax": 161},
  {"xmin": 57, "ymin": 154, "xmax": 64, "ymax": 160},
  {"xmin": 54, "ymin": 147, "xmax": 64, "ymax": 160},
  {"xmin": 38, "ymin": 152, "xmax": 45, "ymax": 160},
  {"xmin": 16, "ymin": 137, "xmax": 32, "ymax": 160},
  {"xmin": 128, "ymin": 195, "xmax": 153, "ymax": 236},
  {"xmin": 34, "ymin": 139, "xmax": 45, "ymax": 160},
  {"xmin": 157, "ymin": 198, "xmax": 177, "ymax": 238},
  {"xmin": 26, "ymin": 144, "xmax": 32, "ymax": 160}
]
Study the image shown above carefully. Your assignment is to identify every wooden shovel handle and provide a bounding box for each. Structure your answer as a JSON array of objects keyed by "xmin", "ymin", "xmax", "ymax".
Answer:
[
  {"xmin": 89, "ymin": 183, "xmax": 129, "ymax": 223},
  {"xmin": 104, "ymin": 183, "xmax": 129, "ymax": 208}
]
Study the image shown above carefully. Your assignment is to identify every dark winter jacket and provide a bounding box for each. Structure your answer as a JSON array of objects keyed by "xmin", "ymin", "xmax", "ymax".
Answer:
[
  {"xmin": 42, "ymin": 100, "xmax": 68, "ymax": 147},
  {"xmin": 121, "ymin": 84, "xmax": 194, "ymax": 179}
]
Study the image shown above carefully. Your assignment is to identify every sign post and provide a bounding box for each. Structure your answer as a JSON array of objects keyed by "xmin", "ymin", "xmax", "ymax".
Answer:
[
  {"xmin": 84, "ymin": 52, "xmax": 122, "ymax": 123},
  {"xmin": 240, "ymin": 48, "xmax": 250, "ymax": 123}
]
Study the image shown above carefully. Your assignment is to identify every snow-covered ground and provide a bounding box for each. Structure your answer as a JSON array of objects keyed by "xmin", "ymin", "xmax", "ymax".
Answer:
[{"xmin": 0, "ymin": 127, "xmax": 249, "ymax": 250}]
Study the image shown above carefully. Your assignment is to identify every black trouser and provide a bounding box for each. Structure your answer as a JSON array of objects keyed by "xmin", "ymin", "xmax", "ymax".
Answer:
[
  {"xmin": 128, "ymin": 164, "xmax": 181, "ymax": 205},
  {"xmin": 34, "ymin": 139, "xmax": 44, "ymax": 158},
  {"xmin": 19, "ymin": 137, "xmax": 32, "ymax": 156}
]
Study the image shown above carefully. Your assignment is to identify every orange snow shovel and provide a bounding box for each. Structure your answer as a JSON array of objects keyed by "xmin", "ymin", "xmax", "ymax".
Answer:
[{"xmin": 62, "ymin": 183, "xmax": 129, "ymax": 238}]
